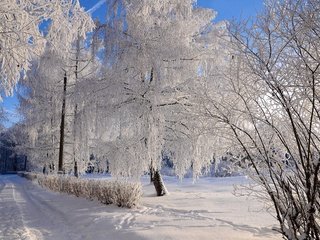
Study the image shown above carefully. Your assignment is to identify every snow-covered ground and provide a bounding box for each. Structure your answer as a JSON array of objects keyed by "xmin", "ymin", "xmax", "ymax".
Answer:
[{"xmin": 0, "ymin": 174, "xmax": 281, "ymax": 240}]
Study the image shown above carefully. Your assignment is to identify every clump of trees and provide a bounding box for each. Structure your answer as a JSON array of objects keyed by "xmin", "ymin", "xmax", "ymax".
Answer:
[{"xmin": 15, "ymin": 0, "xmax": 226, "ymax": 195}]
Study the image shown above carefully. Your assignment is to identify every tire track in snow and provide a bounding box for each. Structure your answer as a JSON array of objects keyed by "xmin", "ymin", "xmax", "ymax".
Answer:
[
  {"xmin": 0, "ymin": 176, "xmax": 32, "ymax": 240},
  {"xmin": 0, "ymin": 175, "xmax": 78, "ymax": 240},
  {"xmin": 11, "ymin": 176, "xmax": 77, "ymax": 240}
]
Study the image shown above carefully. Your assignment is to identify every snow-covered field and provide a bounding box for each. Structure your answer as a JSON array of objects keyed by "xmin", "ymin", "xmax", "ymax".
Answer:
[{"xmin": 0, "ymin": 174, "xmax": 281, "ymax": 240}]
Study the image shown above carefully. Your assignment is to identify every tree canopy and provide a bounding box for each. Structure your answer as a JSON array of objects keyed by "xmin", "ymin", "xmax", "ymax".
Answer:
[{"xmin": 0, "ymin": 0, "xmax": 93, "ymax": 98}]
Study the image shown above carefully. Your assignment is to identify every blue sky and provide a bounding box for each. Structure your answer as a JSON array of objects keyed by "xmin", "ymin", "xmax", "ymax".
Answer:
[
  {"xmin": 197, "ymin": 0, "xmax": 263, "ymax": 22},
  {"xmin": 1, "ymin": 0, "xmax": 263, "ymax": 128},
  {"xmin": 78, "ymin": 0, "xmax": 263, "ymax": 22}
]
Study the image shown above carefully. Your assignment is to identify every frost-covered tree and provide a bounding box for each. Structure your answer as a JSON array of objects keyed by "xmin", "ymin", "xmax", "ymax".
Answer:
[
  {"xmin": 202, "ymin": 0, "xmax": 320, "ymax": 238},
  {"xmin": 87, "ymin": 0, "xmax": 226, "ymax": 195},
  {"xmin": 19, "ymin": 38, "xmax": 98, "ymax": 174},
  {"xmin": 17, "ymin": 50, "xmax": 65, "ymax": 171},
  {"xmin": 0, "ymin": 0, "xmax": 93, "ymax": 98},
  {"xmin": 68, "ymin": 37, "xmax": 101, "ymax": 176},
  {"xmin": 13, "ymin": 0, "xmax": 94, "ymax": 173}
]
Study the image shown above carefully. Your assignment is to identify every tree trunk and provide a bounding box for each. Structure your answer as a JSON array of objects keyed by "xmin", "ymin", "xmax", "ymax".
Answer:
[
  {"xmin": 72, "ymin": 36, "xmax": 80, "ymax": 177},
  {"xmin": 153, "ymin": 170, "xmax": 168, "ymax": 196},
  {"xmin": 24, "ymin": 156, "xmax": 27, "ymax": 171},
  {"xmin": 73, "ymin": 104, "xmax": 78, "ymax": 177},
  {"xmin": 58, "ymin": 71, "xmax": 67, "ymax": 173},
  {"xmin": 150, "ymin": 164, "xmax": 155, "ymax": 183},
  {"xmin": 74, "ymin": 161, "xmax": 78, "ymax": 178}
]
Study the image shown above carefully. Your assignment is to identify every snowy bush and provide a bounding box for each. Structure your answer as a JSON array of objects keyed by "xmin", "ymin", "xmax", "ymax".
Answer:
[
  {"xmin": 36, "ymin": 175, "xmax": 142, "ymax": 208},
  {"xmin": 111, "ymin": 181, "xmax": 144, "ymax": 208}
]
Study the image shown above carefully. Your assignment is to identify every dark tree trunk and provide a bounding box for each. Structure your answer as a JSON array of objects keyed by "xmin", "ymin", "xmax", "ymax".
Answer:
[
  {"xmin": 58, "ymin": 71, "xmax": 67, "ymax": 173},
  {"xmin": 153, "ymin": 170, "xmax": 168, "ymax": 196},
  {"xmin": 24, "ymin": 156, "xmax": 27, "ymax": 171},
  {"xmin": 74, "ymin": 161, "xmax": 78, "ymax": 178},
  {"xmin": 150, "ymin": 165, "xmax": 155, "ymax": 183},
  {"xmin": 73, "ymin": 104, "xmax": 78, "ymax": 177}
]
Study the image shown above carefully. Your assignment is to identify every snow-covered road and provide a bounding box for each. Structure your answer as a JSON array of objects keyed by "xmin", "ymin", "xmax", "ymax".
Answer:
[
  {"xmin": 0, "ymin": 175, "xmax": 137, "ymax": 240},
  {"xmin": 0, "ymin": 174, "xmax": 281, "ymax": 240}
]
